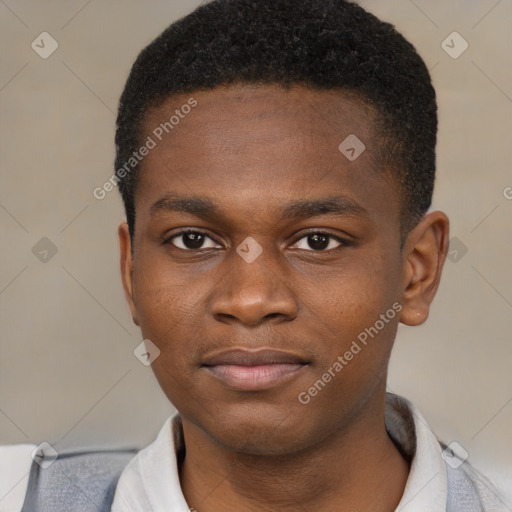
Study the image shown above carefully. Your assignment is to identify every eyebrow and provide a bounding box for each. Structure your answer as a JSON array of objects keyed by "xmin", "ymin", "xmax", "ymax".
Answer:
[{"xmin": 149, "ymin": 194, "xmax": 367, "ymax": 222}]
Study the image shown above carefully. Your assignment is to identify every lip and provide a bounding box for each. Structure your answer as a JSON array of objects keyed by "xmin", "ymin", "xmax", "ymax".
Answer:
[{"xmin": 201, "ymin": 348, "xmax": 309, "ymax": 391}]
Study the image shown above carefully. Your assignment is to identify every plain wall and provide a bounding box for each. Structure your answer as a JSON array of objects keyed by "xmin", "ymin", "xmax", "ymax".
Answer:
[{"xmin": 1, "ymin": 0, "xmax": 511, "ymax": 499}]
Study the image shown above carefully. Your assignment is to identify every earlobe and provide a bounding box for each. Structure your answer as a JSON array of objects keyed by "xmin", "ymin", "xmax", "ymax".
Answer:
[
  {"xmin": 118, "ymin": 222, "xmax": 139, "ymax": 326},
  {"xmin": 399, "ymin": 211, "xmax": 449, "ymax": 326}
]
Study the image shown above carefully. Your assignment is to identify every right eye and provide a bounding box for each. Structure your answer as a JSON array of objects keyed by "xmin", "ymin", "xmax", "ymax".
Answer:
[{"xmin": 165, "ymin": 230, "xmax": 222, "ymax": 251}]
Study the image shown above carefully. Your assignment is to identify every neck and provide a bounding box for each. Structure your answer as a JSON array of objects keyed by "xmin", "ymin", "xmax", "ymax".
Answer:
[{"xmin": 179, "ymin": 395, "xmax": 410, "ymax": 512}]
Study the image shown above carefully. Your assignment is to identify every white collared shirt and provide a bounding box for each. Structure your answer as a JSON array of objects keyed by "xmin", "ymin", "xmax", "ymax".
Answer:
[
  {"xmin": 110, "ymin": 393, "xmax": 509, "ymax": 511},
  {"xmin": 1, "ymin": 394, "xmax": 507, "ymax": 511}
]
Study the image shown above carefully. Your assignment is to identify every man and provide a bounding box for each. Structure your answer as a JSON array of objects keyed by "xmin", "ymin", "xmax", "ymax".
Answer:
[{"xmin": 9, "ymin": 0, "xmax": 511, "ymax": 510}]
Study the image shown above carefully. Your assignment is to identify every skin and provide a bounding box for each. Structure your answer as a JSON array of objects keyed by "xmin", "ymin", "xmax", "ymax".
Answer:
[{"xmin": 118, "ymin": 84, "xmax": 449, "ymax": 511}]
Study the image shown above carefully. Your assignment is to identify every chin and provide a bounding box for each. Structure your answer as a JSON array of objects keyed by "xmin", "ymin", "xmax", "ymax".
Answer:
[{"xmin": 192, "ymin": 402, "xmax": 321, "ymax": 456}]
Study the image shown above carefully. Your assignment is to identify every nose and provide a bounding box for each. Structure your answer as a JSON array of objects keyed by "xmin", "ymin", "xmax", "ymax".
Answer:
[{"xmin": 210, "ymin": 246, "xmax": 298, "ymax": 327}]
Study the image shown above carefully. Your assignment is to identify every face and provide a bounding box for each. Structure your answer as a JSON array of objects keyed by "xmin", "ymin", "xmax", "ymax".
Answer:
[{"xmin": 119, "ymin": 84, "xmax": 441, "ymax": 455}]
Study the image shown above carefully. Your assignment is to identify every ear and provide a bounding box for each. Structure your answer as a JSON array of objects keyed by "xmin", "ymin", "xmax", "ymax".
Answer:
[
  {"xmin": 399, "ymin": 211, "xmax": 449, "ymax": 326},
  {"xmin": 118, "ymin": 222, "xmax": 139, "ymax": 326}
]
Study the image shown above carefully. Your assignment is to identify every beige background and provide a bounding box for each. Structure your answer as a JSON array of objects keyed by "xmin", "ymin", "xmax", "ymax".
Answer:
[{"xmin": 1, "ymin": 0, "xmax": 511, "ymax": 500}]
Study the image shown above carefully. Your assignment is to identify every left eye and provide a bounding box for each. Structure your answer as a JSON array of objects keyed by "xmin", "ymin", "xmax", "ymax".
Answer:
[{"xmin": 291, "ymin": 233, "xmax": 348, "ymax": 251}]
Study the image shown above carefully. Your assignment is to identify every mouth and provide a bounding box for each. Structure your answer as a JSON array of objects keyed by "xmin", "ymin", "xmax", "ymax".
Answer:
[{"xmin": 201, "ymin": 348, "xmax": 309, "ymax": 391}]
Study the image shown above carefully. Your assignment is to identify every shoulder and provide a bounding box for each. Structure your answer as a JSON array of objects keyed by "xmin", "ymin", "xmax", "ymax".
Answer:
[
  {"xmin": 385, "ymin": 394, "xmax": 511, "ymax": 512},
  {"xmin": 7, "ymin": 446, "xmax": 137, "ymax": 512},
  {"xmin": 440, "ymin": 442, "xmax": 512, "ymax": 512}
]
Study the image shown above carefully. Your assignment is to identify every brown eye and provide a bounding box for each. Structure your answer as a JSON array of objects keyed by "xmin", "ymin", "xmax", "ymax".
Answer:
[
  {"xmin": 167, "ymin": 230, "xmax": 221, "ymax": 251},
  {"xmin": 292, "ymin": 232, "xmax": 350, "ymax": 251}
]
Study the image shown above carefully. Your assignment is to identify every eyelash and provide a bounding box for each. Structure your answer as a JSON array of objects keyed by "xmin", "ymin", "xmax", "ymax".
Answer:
[{"xmin": 163, "ymin": 228, "xmax": 353, "ymax": 252}]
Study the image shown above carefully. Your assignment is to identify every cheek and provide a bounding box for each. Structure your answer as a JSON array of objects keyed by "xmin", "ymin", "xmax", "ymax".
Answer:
[
  {"xmin": 131, "ymin": 259, "xmax": 196, "ymax": 352},
  {"xmin": 135, "ymin": 287, "xmax": 197, "ymax": 352},
  {"xmin": 304, "ymin": 251, "xmax": 401, "ymax": 379},
  {"xmin": 132, "ymin": 276, "xmax": 201, "ymax": 407},
  {"xmin": 311, "ymin": 251, "xmax": 398, "ymax": 327},
  {"xmin": 130, "ymin": 252, "xmax": 220, "ymax": 390},
  {"xmin": 297, "ymin": 273, "xmax": 400, "ymax": 419}
]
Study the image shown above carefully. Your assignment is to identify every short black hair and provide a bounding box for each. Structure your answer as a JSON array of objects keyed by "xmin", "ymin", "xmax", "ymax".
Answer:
[{"xmin": 115, "ymin": 0, "xmax": 437, "ymax": 240}]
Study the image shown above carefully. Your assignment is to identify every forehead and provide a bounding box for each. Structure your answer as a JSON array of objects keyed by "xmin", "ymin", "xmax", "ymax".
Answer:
[
  {"xmin": 135, "ymin": 84, "xmax": 398, "ymax": 226},
  {"xmin": 143, "ymin": 84, "xmax": 380, "ymax": 157}
]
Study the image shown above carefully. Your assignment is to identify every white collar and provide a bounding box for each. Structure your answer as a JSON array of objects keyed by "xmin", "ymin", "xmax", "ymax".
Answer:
[
  {"xmin": 111, "ymin": 393, "xmax": 447, "ymax": 512},
  {"xmin": 385, "ymin": 394, "xmax": 447, "ymax": 511}
]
